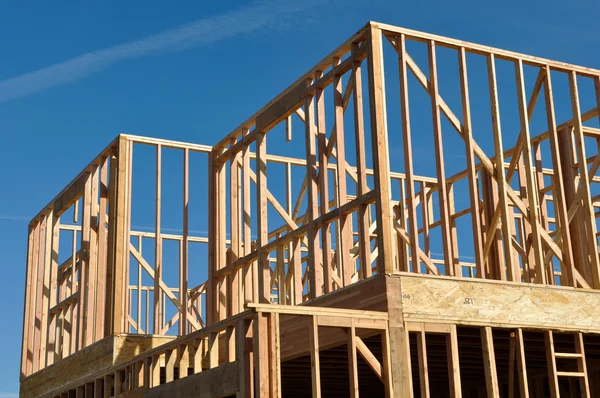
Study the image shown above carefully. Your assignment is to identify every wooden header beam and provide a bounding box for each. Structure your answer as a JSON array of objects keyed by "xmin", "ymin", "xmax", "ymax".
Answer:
[{"xmin": 374, "ymin": 21, "xmax": 600, "ymax": 76}]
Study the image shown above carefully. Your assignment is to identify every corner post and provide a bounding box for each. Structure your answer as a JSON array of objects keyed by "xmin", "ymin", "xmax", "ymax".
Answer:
[
  {"xmin": 20, "ymin": 222, "xmax": 36, "ymax": 378},
  {"xmin": 207, "ymin": 151, "xmax": 216, "ymax": 325},
  {"xmin": 237, "ymin": 318, "xmax": 254, "ymax": 398},
  {"xmin": 109, "ymin": 136, "xmax": 131, "ymax": 335},
  {"xmin": 366, "ymin": 23, "xmax": 394, "ymax": 275},
  {"xmin": 256, "ymin": 132, "xmax": 270, "ymax": 303}
]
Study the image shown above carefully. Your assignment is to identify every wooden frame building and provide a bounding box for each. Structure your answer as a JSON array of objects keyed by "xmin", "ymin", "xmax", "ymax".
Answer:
[{"xmin": 19, "ymin": 21, "xmax": 600, "ymax": 397}]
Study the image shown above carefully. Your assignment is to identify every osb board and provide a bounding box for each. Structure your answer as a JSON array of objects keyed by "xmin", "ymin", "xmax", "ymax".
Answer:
[
  {"xmin": 113, "ymin": 335, "xmax": 176, "ymax": 365},
  {"xmin": 301, "ymin": 274, "xmax": 388, "ymax": 312},
  {"xmin": 144, "ymin": 361, "xmax": 239, "ymax": 398},
  {"xmin": 20, "ymin": 337, "xmax": 114, "ymax": 398},
  {"xmin": 395, "ymin": 273, "xmax": 600, "ymax": 331},
  {"xmin": 116, "ymin": 389, "xmax": 145, "ymax": 398},
  {"xmin": 21, "ymin": 335, "xmax": 177, "ymax": 398}
]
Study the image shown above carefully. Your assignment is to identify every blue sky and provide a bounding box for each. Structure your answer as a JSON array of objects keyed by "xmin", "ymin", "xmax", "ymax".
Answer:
[{"xmin": 1, "ymin": 0, "xmax": 600, "ymax": 395}]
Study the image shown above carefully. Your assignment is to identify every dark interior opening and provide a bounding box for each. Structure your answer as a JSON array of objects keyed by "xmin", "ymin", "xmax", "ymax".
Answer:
[
  {"xmin": 280, "ymin": 327, "xmax": 600, "ymax": 397},
  {"xmin": 281, "ymin": 334, "xmax": 385, "ymax": 397}
]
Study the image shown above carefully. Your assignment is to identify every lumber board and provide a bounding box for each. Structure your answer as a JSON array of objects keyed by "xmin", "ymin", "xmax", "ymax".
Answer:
[
  {"xmin": 373, "ymin": 21, "xmax": 600, "ymax": 76},
  {"xmin": 396, "ymin": 273, "xmax": 600, "ymax": 330},
  {"xmin": 144, "ymin": 361, "xmax": 239, "ymax": 398},
  {"xmin": 20, "ymin": 335, "xmax": 175, "ymax": 398}
]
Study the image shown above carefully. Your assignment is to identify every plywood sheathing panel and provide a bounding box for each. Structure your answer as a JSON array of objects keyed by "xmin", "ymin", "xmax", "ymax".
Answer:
[
  {"xmin": 20, "ymin": 335, "xmax": 176, "ymax": 398},
  {"xmin": 396, "ymin": 273, "xmax": 600, "ymax": 331},
  {"xmin": 144, "ymin": 361, "xmax": 239, "ymax": 398}
]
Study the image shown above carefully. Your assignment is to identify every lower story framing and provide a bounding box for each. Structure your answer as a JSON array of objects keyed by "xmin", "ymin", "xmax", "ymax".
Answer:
[{"xmin": 21, "ymin": 273, "xmax": 600, "ymax": 398}]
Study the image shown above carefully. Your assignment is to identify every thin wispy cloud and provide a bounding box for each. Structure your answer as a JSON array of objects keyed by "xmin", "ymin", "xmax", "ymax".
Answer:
[
  {"xmin": 0, "ymin": 393, "xmax": 18, "ymax": 398},
  {"xmin": 0, "ymin": 0, "xmax": 323, "ymax": 103}
]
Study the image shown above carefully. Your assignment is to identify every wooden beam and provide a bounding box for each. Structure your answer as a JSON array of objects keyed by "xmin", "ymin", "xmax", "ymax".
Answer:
[
  {"xmin": 38, "ymin": 211, "xmax": 54, "ymax": 369},
  {"xmin": 447, "ymin": 324, "xmax": 462, "ymax": 397},
  {"xmin": 21, "ymin": 223, "xmax": 37, "ymax": 376},
  {"xmin": 112, "ymin": 138, "xmax": 130, "ymax": 334},
  {"xmin": 286, "ymin": 115, "xmax": 292, "ymax": 142},
  {"xmin": 268, "ymin": 313, "xmax": 281, "ymax": 398},
  {"xmin": 255, "ymin": 314, "xmax": 271, "ymax": 397},
  {"xmin": 241, "ymin": 128, "xmax": 255, "ymax": 306},
  {"xmin": 347, "ymin": 322, "xmax": 359, "ymax": 397},
  {"xmin": 86, "ymin": 167, "xmax": 99, "ymax": 344},
  {"xmin": 545, "ymin": 331, "xmax": 559, "ymax": 398},
  {"xmin": 95, "ymin": 157, "xmax": 109, "ymax": 341},
  {"xmin": 104, "ymin": 153, "xmax": 116, "ymax": 337},
  {"xmin": 515, "ymin": 329, "xmax": 529, "ymax": 398},
  {"xmin": 366, "ymin": 25, "xmax": 394, "ymax": 275},
  {"xmin": 458, "ymin": 47, "xmax": 485, "ymax": 278},
  {"xmin": 46, "ymin": 212, "xmax": 60, "ymax": 366},
  {"xmin": 381, "ymin": 328, "xmax": 394, "ymax": 398},
  {"xmin": 396, "ymin": 34, "xmax": 420, "ymax": 273},
  {"xmin": 181, "ymin": 148, "xmax": 190, "ymax": 334},
  {"xmin": 256, "ymin": 131, "xmax": 270, "ymax": 303},
  {"xmin": 514, "ymin": 60, "xmax": 546, "ymax": 285},
  {"xmin": 543, "ymin": 70, "xmax": 579, "ymax": 287},
  {"xmin": 207, "ymin": 151, "xmax": 216, "ymax": 325},
  {"xmin": 304, "ymin": 77, "xmax": 323, "ymax": 299},
  {"xmin": 389, "ymin": 327, "xmax": 413, "ymax": 397},
  {"xmin": 309, "ymin": 316, "xmax": 321, "ymax": 398},
  {"xmin": 427, "ymin": 40, "xmax": 455, "ymax": 276},
  {"xmin": 153, "ymin": 144, "xmax": 163, "ymax": 334},
  {"xmin": 217, "ymin": 153, "xmax": 227, "ymax": 322},
  {"xmin": 352, "ymin": 43, "xmax": 372, "ymax": 281},
  {"xmin": 230, "ymin": 142, "xmax": 241, "ymax": 317},
  {"xmin": 124, "ymin": 141, "xmax": 134, "ymax": 336},
  {"xmin": 77, "ymin": 175, "xmax": 92, "ymax": 349},
  {"xmin": 291, "ymin": 238, "xmax": 303, "ymax": 305},
  {"xmin": 570, "ymin": 71, "xmax": 600, "ymax": 288},
  {"xmin": 374, "ymin": 21, "xmax": 600, "ymax": 76},
  {"xmin": 487, "ymin": 54, "xmax": 515, "ymax": 281},
  {"xmin": 315, "ymin": 69, "xmax": 333, "ymax": 294},
  {"xmin": 69, "ymin": 229, "xmax": 77, "ymax": 354},
  {"xmin": 416, "ymin": 326, "xmax": 430, "ymax": 398},
  {"xmin": 276, "ymin": 245, "xmax": 286, "ymax": 306},
  {"xmin": 332, "ymin": 57, "xmax": 353, "ymax": 287},
  {"xmin": 356, "ymin": 335, "xmax": 383, "ymax": 381},
  {"xmin": 236, "ymin": 318, "xmax": 253, "ymax": 398},
  {"xmin": 481, "ymin": 327, "xmax": 500, "ymax": 397}
]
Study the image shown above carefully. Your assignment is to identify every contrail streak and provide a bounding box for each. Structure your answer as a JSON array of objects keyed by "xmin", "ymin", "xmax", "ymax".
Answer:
[{"xmin": 0, "ymin": 0, "xmax": 322, "ymax": 103}]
